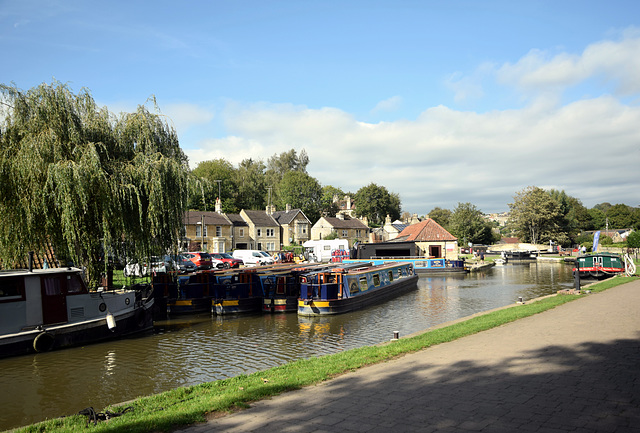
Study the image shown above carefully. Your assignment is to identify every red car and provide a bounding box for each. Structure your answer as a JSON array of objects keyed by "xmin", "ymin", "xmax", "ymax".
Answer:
[
  {"xmin": 210, "ymin": 252, "xmax": 243, "ymax": 268},
  {"xmin": 182, "ymin": 252, "xmax": 222, "ymax": 270}
]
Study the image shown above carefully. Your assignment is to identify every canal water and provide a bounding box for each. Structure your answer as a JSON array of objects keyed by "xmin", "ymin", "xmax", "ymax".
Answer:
[{"xmin": 0, "ymin": 261, "xmax": 575, "ymax": 431}]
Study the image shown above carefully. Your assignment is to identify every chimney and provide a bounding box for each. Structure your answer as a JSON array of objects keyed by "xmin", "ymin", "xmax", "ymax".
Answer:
[
  {"xmin": 286, "ymin": 203, "xmax": 291, "ymax": 212},
  {"xmin": 215, "ymin": 197, "xmax": 222, "ymax": 213},
  {"xmin": 266, "ymin": 204, "xmax": 275, "ymax": 215}
]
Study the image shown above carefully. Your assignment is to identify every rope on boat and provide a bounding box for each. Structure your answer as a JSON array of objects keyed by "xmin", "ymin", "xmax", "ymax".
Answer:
[{"xmin": 78, "ymin": 406, "xmax": 133, "ymax": 425}]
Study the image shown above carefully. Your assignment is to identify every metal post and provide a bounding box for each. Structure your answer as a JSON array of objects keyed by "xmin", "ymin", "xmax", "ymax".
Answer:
[{"xmin": 574, "ymin": 259, "xmax": 580, "ymax": 291}]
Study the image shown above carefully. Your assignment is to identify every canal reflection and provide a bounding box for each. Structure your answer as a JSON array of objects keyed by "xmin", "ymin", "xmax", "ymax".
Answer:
[{"xmin": 0, "ymin": 262, "xmax": 575, "ymax": 431}]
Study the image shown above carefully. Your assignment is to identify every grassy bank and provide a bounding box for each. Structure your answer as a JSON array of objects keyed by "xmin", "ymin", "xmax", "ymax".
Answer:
[{"xmin": 15, "ymin": 276, "xmax": 637, "ymax": 433}]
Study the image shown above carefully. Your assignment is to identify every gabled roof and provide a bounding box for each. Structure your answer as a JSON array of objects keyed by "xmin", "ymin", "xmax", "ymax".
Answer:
[
  {"xmin": 271, "ymin": 208, "xmax": 310, "ymax": 225},
  {"xmin": 226, "ymin": 213, "xmax": 248, "ymax": 227},
  {"xmin": 184, "ymin": 211, "xmax": 231, "ymax": 225},
  {"xmin": 396, "ymin": 218, "xmax": 457, "ymax": 242},
  {"xmin": 241, "ymin": 210, "xmax": 279, "ymax": 227},
  {"xmin": 319, "ymin": 216, "xmax": 369, "ymax": 230}
]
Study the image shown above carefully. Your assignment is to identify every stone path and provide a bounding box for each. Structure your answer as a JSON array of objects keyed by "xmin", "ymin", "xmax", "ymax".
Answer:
[{"xmin": 176, "ymin": 279, "xmax": 640, "ymax": 432}]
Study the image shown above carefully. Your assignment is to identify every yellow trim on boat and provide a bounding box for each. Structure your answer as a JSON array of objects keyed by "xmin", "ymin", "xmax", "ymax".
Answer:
[
  {"xmin": 298, "ymin": 300, "xmax": 331, "ymax": 307},
  {"xmin": 173, "ymin": 300, "xmax": 194, "ymax": 306}
]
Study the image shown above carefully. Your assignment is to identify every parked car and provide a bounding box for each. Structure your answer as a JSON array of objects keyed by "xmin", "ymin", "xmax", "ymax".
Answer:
[
  {"xmin": 232, "ymin": 250, "xmax": 275, "ymax": 266},
  {"xmin": 210, "ymin": 252, "xmax": 243, "ymax": 268},
  {"xmin": 168, "ymin": 254, "xmax": 197, "ymax": 274},
  {"xmin": 182, "ymin": 252, "xmax": 224, "ymax": 270}
]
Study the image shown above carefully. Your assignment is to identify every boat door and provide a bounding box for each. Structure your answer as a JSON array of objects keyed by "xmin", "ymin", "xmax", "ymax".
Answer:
[
  {"xmin": 40, "ymin": 274, "xmax": 68, "ymax": 325},
  {"xmin": 594, "ymin": 255, "xmax": 603, "ymax": 268}
]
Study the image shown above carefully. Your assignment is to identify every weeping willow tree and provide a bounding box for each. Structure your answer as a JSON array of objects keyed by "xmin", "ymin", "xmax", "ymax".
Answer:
[{"xmin": 0, "ymin": 81, "xmax": 189, "ymax": 288}]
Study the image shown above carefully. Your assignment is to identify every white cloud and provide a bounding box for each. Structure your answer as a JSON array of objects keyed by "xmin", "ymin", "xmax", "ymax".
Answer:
[
  {"xmin": 185, "ymin": 93, "xmax": 640, "ymax": 214},
  {"xmin": 162, "ymin": 103, "xmax": 215, "ymax": 132},
  {"xmin": 371, "ymin": 96, "xmax": 403, "ymax": 113},
  {"xmin": 184, "ymin": 33, "xmax": 640, "ymax": 214},
  {"xmin": 497, "ymin": 30, "xmax": 640, "ymax": 96}
]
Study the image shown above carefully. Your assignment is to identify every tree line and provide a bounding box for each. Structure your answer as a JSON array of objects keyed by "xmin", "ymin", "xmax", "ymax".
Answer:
[
  {"xmin": 427, "ymin": 187, "xmax": 640, "ymax": 248},
  {"xmin": 188, "ymin": 150, "xmax": 401, "ymax": 226}
]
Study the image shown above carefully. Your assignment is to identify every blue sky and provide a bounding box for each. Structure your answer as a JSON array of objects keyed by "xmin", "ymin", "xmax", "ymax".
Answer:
[{"xmin": 2, "ymin": 0, "xmax": 639, "ymax": 215}]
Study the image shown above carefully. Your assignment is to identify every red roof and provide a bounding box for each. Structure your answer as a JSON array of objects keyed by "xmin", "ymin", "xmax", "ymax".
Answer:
[{"xmin": 397, "ymin": 219, "xmax": 457, "ymax": 242}]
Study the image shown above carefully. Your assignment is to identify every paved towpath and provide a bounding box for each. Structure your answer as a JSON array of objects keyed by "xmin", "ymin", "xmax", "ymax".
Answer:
[{"xmin": 176, "ymin": 280, "xmax": 640, "ymax": 432}]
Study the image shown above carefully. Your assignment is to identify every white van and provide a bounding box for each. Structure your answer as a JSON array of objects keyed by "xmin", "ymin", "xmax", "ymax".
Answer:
[{"xmin": 232, "ymin": 249, "xmax": 275, "ymax": 266}]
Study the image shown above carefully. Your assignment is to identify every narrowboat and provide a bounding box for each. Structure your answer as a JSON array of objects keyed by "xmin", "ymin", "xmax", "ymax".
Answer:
[
  {"xmin": 211, "ymin": 268, "xmax": 263, "ymax": 315},
  {"xmin": 573, "ymin": 252, "xmax": 626, "ymax": 279},
  {"xmin": 298, "ymin": 261, "xmax": 419, "ymax": 316},
  {"xmin": 261, "ymin": 263, "xmax": 344, "ymax": 313},
  {"xmin": 343, "ymin": 257, "xmax": 467, "ymax": 274},
  {"xmin": 166, "ymin": 271, "xmax": 214, "ymax": 315},
  {"xmin": 0, "ymin": 266, "xmax": 154, "ymax": 358}
]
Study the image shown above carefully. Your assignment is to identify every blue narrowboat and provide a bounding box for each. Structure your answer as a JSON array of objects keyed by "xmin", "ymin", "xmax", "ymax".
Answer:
[
  {"xmin": 211, "ymin": 268, "xmax": 263, "ymax": 315},
  {"xmin": 298, "ymin": 261, "xmax": 419, "ymax": 316},
  {"xmin": 343, "ymin": 257, "xmax": 467, "ymax": 274},
  {"xmin": 166, "ymin": 272, "xmax": 214, "ymax": 315},
  {"xmin": 261, "ymin": 263, "xmax": 346, "ymax": 313}
]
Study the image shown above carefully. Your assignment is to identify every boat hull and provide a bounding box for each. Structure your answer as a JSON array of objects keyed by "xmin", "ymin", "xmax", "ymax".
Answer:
[
  {"xmin": 298, "ymin": 273, "xmax": 418, "ymax": 316},
  {"xmin": 0, "ymin": 300, "xmax": 154, "ymax": 358},
  {"xmin": 343, "ymin": 258, "xmax": 467, "ymax": 274},
  {"xmin": 213, "ymin": 297, "xmax": 262, "ymax": 315}
]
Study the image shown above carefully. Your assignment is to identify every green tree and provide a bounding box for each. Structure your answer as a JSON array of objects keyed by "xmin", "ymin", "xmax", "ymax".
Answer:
[
  {"xmin": 0, "ymin": 82, "xmax": 189, "ymax": 287},
  {"xmin": 588, "ymin": 208, "xmax": 607, "ymax": 230},
  {"xmin": 264, "ymin": 149, "xmax": 309, "ymax": 205},
  {"xmin": 449, "ymin": 202, "xmax": 492, "ymax": 245},
  {"xmin": 235, "ymin": 158, "xmax": 266, "ymax": 210},
  {"xmin": 509, "ymin": 186, "xmax": 561, "ymax": 245},
  {"xmin": 605, "ymin": 204, "xmax": 635, "ymax": 229},
  {"xmin": 354, "ymin": 183, "xmax": 401, "ymax": 226},
  {"xmin": 276, "ymin": 171, "xmax": 323, "ymax": 222},
  {"xmin": 627, "ymin": 231, "xmax": 640, "ymax": 259},
  {"xmin": 320, "ymin": 185, "xmax": 344, "ymax": 217},
  {"xmin": 428, "ymin": 207, "xmax": 452, "ymax": 229},
  {"xmin": 190, "ymin": 158, "xmax": 238, "ymax": 212}
]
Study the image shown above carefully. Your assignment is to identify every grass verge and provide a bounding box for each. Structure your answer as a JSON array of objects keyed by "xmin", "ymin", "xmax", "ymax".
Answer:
[{"xmin": 14, "ymin": 276, "xmax": 638, "ymax": 433}]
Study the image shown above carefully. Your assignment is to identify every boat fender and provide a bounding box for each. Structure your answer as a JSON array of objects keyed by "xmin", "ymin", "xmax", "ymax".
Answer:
[{"xmin": 33, "ymin": 332, "xmax": 55, "ymax": 353}]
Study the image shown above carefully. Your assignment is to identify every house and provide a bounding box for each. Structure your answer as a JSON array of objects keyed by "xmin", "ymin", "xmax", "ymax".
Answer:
[
  {"xmin": 394, "ymin": 218, "xmax": 459, "ymax": 259},
  {"xmin": 183, "ymin": 210, "xmax": 234, "ymax": 253},
  {"xmin": 239, "ymin": 208, "xmax": 281, "ymax": 252},
  {"xmin": 334, "ymin": 195, "xmax": 357, "ymax": 219},
  {"xmin": 270, "ymin": 204, "xmax": 311, "ymax": 247},
  {"xmin": 311, "ymin": 214, "xmax": 369, "ymax": 248},
  {"xmin": 226, "ymin": 213, "xmax": 250, "ymax": 250}
]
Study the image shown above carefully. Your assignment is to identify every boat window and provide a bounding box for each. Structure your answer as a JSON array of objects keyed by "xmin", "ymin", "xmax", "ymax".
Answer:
[
  {"xmin": 43, "ymin": 277, "xmax": 62, "ymax": 295},
  {"xmin": 0, "ymin": 276, "xmax": 24, "ymax": 302},
  {"xmin": 67, "ymin": 274, "xmax": 86, "ymax": 294},
  {"xmin": 388, "ymin": 271, "xmax": 394, "ymax": 282},
  {"xmin": 359, "ymin": 276, "xmax": 368, "ymax": 291},
  {"xmin": 372, "ymin": 274, "xmax": 380, "ymax": 287}
]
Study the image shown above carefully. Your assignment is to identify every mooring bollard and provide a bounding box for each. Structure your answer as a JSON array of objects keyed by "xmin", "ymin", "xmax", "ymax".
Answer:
[{"xmin": 393, "ymin": 331, "xmax": 400, "ymax": 340}]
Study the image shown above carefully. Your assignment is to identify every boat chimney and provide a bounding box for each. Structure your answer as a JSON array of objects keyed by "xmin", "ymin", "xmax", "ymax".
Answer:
[{"xmin": 28, "ymin": 251, "xmax": 34, "ymax": 272}]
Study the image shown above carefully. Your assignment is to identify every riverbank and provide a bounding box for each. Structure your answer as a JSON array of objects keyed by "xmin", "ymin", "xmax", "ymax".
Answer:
[{"xmin": 12, "ymin": 275, "xmax": 637, "ymax": 433}]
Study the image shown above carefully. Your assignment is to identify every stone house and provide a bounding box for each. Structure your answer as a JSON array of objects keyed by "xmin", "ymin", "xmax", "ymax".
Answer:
[
  {"xmin": 394, "ymin": 218, "xmax": 459, "ymax": 259},
  {"xmin": 182, "ymin": 210, "xmax": 234, "ymax": 253},
  {"xmin": 239, "ymin": 208, "xmax": 281, "ymax": 252},
  {"xmin": 270, "ymin": 204, "xmax": 311, "ymax": 247},
  {"xmin": 311, "ymin": 215, "xmax": 369, "ymax": 248}
]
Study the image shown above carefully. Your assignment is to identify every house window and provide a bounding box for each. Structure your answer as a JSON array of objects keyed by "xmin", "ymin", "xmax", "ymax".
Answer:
[
  {"xmin": 342, "ymin": 230, "xmax": 348, "ymax": 237},
  {"xmin": 356, "ymin": 229, "xmax": 362, "ymax": 237},
  {"xmin": 239, "ymin": 228, "xmax": 245, "ymax": 237},
  {"xmin": 267, "ymin": 228, "xmax": 274, "ymax": 237},
  {"xmin": 257, "ymin": 228, "xmax": 262, "ymax": 237},
  {"xmin": 204, "ymin": 225, "xmax": 208, "ymax": 236},
  {"xmin": 216, "ymin": 226, "xmax": 221, "ymax": 236},
  {"xmin": 195, "ymin": 225, "xmax": 201, "ymax": 237},
  {"xmin": 266, "ymin": 242, "xmax": 275, "ymax": 251}
]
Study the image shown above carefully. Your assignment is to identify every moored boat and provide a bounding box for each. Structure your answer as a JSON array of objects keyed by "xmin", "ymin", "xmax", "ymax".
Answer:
[
  {"xmin": 297, "ymin": 261, "xmax": 418, "ymax": 316},
  {"xmin": 343, "ymin": 257, "xmax": 467, "ymax": 274},
  {"xmin": 1, "ymin": 266, "xmax": 154, "ymax": 358},
  {"xmin": 572, "ymin": 252, "xmax": 626, "ymax": 279}
]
